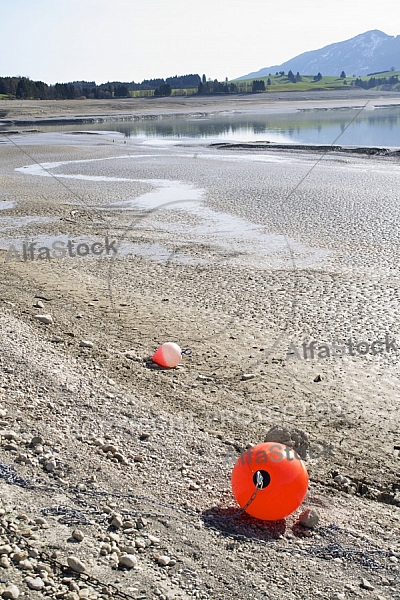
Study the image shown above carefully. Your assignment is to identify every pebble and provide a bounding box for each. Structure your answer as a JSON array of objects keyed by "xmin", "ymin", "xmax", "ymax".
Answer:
[
  {"xmin": 33, "ymin": 314, "xmax": 53, "ymax": 324},
  {"xmin": 241, "ymin": 373, "xmax": 256, "ymax": 381},
  {"xmin": 299, "ymin": 509, "xmax": 320, "ymax": 528},
  {"xmin": 72, "ymin": 529, "xmax": 84, "ymax": 542},
  {"xmin": 67, "ymin": 556, "xmax": 87, "ymax": 573},
  {"xmin": 25, "ymin": 577, "xmax": 45, "ymax": 590},
  {"xmin": 157, "ymin": 555, "xmax": 171, "ymax": 566},
  {"xmin": 45, "ymin": 459, "xmax": 57, "ymax": 472},
  {"xmin": 124, "ymin": 351, "xmax": 142, "ymax": 361},
  {"xmin": 2, "ymin": 584, "xmax": 20, "ymax": 599},
  {"xmin": 147, "ymin": 535, "xmax": 160, "ymax": 545},
  {"xmin": 18, "ymin": 558, "xmax": 34, "ymax": 570},
  {"xmin": 64, "ymin": 593, "xmax": 79, "ymax": 600},
  {"xmin": 360, "ymin": 578, "xmax": 374, "ymax": 591},
  {"xmin": 111, "ymin": 515, "xmax": 123, "ymax": 529},
  {"xmin": 119, "ymin": 554, "xmax": 137, "ymax": 568},
  {"xmin": 0, "ymin": 556, "xmax": 10, "ymax": 568},
  {"xmin": 330, "ymin": 594, "xmax": 346, "ymax": 600},
  {"xmin": 30, "ymin": 435, "xmax": 44, "ymax": 446},
  {"xmin": 79, "ymin": 340, "xmax": 94, "ymax": 348}
]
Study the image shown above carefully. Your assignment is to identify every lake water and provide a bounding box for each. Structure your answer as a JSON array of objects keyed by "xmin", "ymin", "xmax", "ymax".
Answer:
[
  {"xmin": 5, "ymin": 105, "xmax": 398, "ymax": 147},
  {"xmin": 116, "ymin": 106, "xmax": 400, "ymax": 147}
]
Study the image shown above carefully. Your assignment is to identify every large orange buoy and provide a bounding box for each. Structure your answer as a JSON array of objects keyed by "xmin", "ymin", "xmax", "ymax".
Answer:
[
  {"xmin": 152, "ymin": 342, "xmax": 182, "ymax": 368},
  {"xmin": 231, "ymin": 442, "xmax": 309, "ymax": 520}
]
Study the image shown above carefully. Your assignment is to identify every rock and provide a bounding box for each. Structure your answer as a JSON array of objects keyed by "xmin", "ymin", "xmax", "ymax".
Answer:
[
  {"xmin": 11, "ymin": 551, "xmax": 27, "ymax": 563},
  {"xmin": 157, "ymin": 555, "xmax": 171, "ymax": 566},
  {"xmin": 147, "ymin": 535, "xmax": 160, "ymax": 545},
  {"xmin": 51, "ymin": 336, "xmax": 63, "ymax": 343},
  {"xmin": 4, "ymin": 443, "xmax": 18, "ymax": 451},
  {"xmin": 45, "ymin": 459, "xmax": 57, "ymax": 472},
  {"xmin": 17, "ymin": 558, "xmax": 34, "ymax": 570},
  {"xmin": 265, "ymin": 425, "xmax": 309, "ymax": 459},
  {"xmin": 299, "ymin": 509, "xmax": 320, "ymax": 528},
  {"xmin": 111, "ymin": 515, "xmax": 123, "ymax": 529},
  {"xmin": 360, "ymin": 579, "xmax": 374, "ymax": 591},
  {"xmin": 313, "ymin": 374, "xmax": 322, "ymax": 382},
  {"xmin": 241, "ymin": 373, "xmax": 256, "ymax": 381},
  {"xmin": 64, "ymin": 593, "xmax": 79, "ymax": 600},
  {"xmin": 67, "ymin": 556, "xmax": 87, "ymax": 574},
  {"xmin": 25, "ymin": 577, "xmax": 45, "ymax": 591},
  {"xmin": 72, "ymin": 529, "xmax": 84, "ymax": 542},
  {"xmin": 34, "ymin": 314, "xmax": 53, "ymax": 325},
  {"xmin": 330, "ymin": 594, "xmax": 346, "ymax": 600},
  {"xmin": 118, "ymin": 554, "xmax": 137, "ymax": 568},
  {"xmin": 30, "ymin": 435, "xmax": 44, "ymax": 446},
  {"xmin": 135, "ymin": 537, "xmax": 146, "ymax": 549},
  {"xmin": 197, "ymin": 374, "xmax": 214, "ymax": 382},
  {"xmin": 34, "ymin": 300, "xmax": 44, "ymax": 309},
  {"xmin": 114, "ymin": 452, "xmax": 127, "ymax": 463},
  {"xmin": 1, "ymin": 431, "xmax": 19, "ymax": 441},
  {"xmin": 107, "ymin": 378, "xmax": 116, "ymax": 385},
  {"xmin": 0, "ymin": 545, "xmax": 12, "ymax": 555},
  {"xmin": 79, "ymin": 340, "xmax": 94, "ymax": 348},
  {"xmin": 2, "ymin": 584, "xmax": 20, "ymax": 599},
  {"xmin": 0, "ymin": 555, "xmax": 10, "ymax": 568},
  {"xmin": 100, "ymin": 542, "xmax": 111, "ymax": 555},
  {"xmin": 136, "ymin": 517, "xmax": 147, "ymax": 529},
  {"xmin": 124, "ymin": 350, "xmax": 143, "ymax": 362}
]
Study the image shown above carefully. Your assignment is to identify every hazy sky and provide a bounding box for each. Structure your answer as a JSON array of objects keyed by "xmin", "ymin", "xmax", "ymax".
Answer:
[{"xmin": 2, "ymin": 0, "xmax": 399, "ymax": 84}]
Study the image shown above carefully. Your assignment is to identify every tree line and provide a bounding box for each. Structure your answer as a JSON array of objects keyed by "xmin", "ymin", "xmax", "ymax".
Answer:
[
  {"xmin": 353, "ymin": 74, "xmax": 399, "ymax": 89},
  {"xmin": 0, "ymin": 74, "xmax": 203, "ymax": 99},
  {"xmin": 1, "ymin": 70, "xmax": 399, "ymax": 100}
]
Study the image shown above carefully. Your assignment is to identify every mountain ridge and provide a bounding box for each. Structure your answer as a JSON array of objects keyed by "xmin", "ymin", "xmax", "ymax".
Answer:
[{"xmin": 236, "ymin": 30, "xmax": 400, "ymax": 80}]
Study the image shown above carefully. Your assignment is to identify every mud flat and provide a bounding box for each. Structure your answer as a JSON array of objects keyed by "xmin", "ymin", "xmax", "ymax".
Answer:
[
  {"xmin": 0, "ymin": 100, "xmax": 399, "ymax": 599},
  {"xmin": 1, "ymin": 89, "xmax": 400, "ymax": 125}
]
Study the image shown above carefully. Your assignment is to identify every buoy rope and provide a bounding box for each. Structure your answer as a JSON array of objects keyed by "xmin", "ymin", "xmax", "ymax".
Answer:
[
  {"xmin": 231, "ymin": 470, "xmax": 264, "ymax": 519},
  {"xmin": 181, "ymin": 347, "xmax": 193, "ymax": 356}
]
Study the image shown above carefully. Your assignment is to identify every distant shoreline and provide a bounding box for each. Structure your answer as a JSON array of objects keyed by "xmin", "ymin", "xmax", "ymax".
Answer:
[
  {"xmin": 211, "ymin": 142, "xmax": 400, "ymax": 155},
  {"xmin": 1, "ymin": 90, "xmax": 400, "ymax": 128}
]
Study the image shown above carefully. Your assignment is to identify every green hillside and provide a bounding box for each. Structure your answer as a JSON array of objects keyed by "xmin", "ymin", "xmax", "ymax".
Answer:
[{"xmin": 231, "ymin": 71, "xmax": 400, "ymax": 92}]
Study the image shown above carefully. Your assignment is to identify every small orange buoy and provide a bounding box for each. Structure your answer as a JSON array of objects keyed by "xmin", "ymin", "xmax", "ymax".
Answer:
[
  {"xmin": 152, "ymin": 342, "xmax": 182, "ymax": 368},
  {"xmin": 231, "ymin": 442, "xmax": 309, "ymax": 520}
]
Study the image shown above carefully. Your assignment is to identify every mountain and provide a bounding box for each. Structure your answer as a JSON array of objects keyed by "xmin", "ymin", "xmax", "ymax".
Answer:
[{"xmin": 236, "ymin": 30, "xmax": 400, "ymax": 79}]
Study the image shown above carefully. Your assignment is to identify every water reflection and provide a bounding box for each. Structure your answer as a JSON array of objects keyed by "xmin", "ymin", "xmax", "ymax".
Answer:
[
  {"xmin": 2, "ymin": 107, "xmax": 399, "ymax": 146},
  {"xmin": 91, "ymin": 108, "xmax": 400, "ymax": 146}
]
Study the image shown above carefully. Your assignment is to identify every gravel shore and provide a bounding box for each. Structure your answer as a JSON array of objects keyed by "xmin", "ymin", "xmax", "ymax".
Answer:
[{"xmin": 0, "ymin": 95, "xmax": 399, "ymax": 600}]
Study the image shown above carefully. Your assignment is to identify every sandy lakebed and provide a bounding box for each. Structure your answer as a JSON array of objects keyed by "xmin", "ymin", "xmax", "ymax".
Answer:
[{"xmin": 0, "ymin": 92, "xmax": 399, "ymax": 600}]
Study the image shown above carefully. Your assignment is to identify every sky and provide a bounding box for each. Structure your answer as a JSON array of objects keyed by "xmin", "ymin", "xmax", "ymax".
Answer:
[{"xmin": 1, "ymin": 0, "xmax": 399, "ymax": 84}]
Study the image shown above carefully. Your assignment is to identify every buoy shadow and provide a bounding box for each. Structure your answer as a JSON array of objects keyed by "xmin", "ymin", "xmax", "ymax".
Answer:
[{"xmin": 201, "ymin": 507, "xmax": 286, "ymax": 541}]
